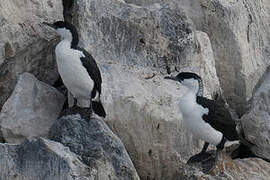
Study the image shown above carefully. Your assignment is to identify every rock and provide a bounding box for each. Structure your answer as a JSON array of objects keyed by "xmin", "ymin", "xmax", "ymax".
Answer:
[
  {"xmin": 0, "ymin": 0, "xmax": 63, "ymax": 108},
  {"xmin": 76, "ymin": 0, "xmax": 199, "ymax": 70},
  {"xmin": 181, "ymin": 145, "xmax": 270, "ymax": 180},
  {"xmin": 0, "ymin": 138, "xmax": 96, "ymax": 180},
  {"xmin": 241, "ymin": 71, "xmax": 270, "ymax": 160},
  {"xmin": 0, "ymin": 73, "xmax": 65, "ymax": 144},
  {"xmin": 100, "ymin": 41, "xmax": 220, "ymax": 179},
  {"xmin": 49, "ymin": 114, "xmax": 140, "ymax": 180},
  {"xmin": 200, "ymin": 0, "xmax": 270, "ymax": 116}
]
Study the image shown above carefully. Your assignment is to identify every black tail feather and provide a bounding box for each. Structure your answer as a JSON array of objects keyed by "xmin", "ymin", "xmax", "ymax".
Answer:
[{"xmin": 92, "ymin": 101, "xmax": 106, "ymax": 118}]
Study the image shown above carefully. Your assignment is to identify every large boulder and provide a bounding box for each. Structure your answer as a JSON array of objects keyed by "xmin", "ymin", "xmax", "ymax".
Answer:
[
  {"xmin": 72, "ymin": 1, "xmax": 222, "ymax": 177},
  {"xmin": 0, "ymin": 0, "xmax": 63, "ymax": 108},
  {"xmin": 0, "ymin": 138, "xmax": 96, "ymax": 180},
  {"xmin": 0, "ymin": 73, "xmax": 65, "ymax": 144},
  {"xmin": 76, "ymin": 0, "xmax": 199, "ymax": 70},
  {"xmin": 49, "ymin": 114, "xmax": 140, "ymax": 180},
  {"xmin": 200, "ymin": 0, "xmax": 270, "ymax": 116},
  {"xmin": 241, "ymin": 71, "xmax": 270, "ymax": 160},
  {"xmin": 98, "ymin": 29, "xmax": 221, "ymax": 178}
]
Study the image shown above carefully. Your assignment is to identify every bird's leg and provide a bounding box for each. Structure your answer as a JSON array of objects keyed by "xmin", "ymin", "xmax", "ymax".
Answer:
[
  {"xmin": 200, "ymin": 142, "xmax": 209, "ymax": 154},
  {"xmin": 201, "ymin": 136, "xmax": 226, "ymax": 174},
  {"xmin": 187, "ymin": 142, "xmax": 210, "ymax": 164}
]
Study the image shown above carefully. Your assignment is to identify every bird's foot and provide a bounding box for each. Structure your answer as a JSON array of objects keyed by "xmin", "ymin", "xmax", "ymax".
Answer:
[
  {"xmin": 60, "ymin": 105, "xmax": 92, "ymax": 121},
  {"xmin": 201, "ymin": 152, "xmax": 217, "ymax": 174},
  {"xmin": 187, "ymin": 151, "xmax": 218, "ymax": 174},
  {"xmin": 187, "ymin": 152, "xmax": 212, "ymax": 164}
]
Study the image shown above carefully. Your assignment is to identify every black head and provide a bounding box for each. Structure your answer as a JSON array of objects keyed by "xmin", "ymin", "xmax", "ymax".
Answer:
[
  {"xmin": 43, "ymin": 21, "xmax": 79, "ymax": 48},
  {"xmin": 164, "ymin": 72, "xmax": 201, "ymax": 82}
]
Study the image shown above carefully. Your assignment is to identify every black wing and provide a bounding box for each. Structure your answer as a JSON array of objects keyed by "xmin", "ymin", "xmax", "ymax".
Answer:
[
  {"xmin": 196, "ymin": 96, "xmax": 238, "ymax": 141},
  {"xmin": 76, "ymin": 47, "xmax": 102, "ymax": 98}
]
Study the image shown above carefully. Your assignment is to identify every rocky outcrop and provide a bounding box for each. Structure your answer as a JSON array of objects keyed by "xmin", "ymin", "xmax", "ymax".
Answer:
[
  {"xmin": 241, "ymin": 71, "xmax": 270, "ymax": 160},
  {"xmin": 122, "ymin": 0, "xmax": 270, "ymax": 116},
  {"xmin": 200, "ymin": 0, "xmax": 270, "ymax": 116},
  {"xmin": 0, "ymin": 0, "xmax": 63, "ymax": 108},
  {"xmin": 49, "ymin": 114, "xmax": 140, "ymax": 180},
  {"xmin": 0, "ymin": 138, "xmax": 96, "ymax": 180},
  {"xmin": 0, "ymin": 73, "xmax": 65, "ymax": 143},
  {"xmin": 182, "ymin": 145, "xmax": 270, "ymax": 180},
  {"xmin": 76, "ymin": 0, "xmax": 199, "ymax": 70}
]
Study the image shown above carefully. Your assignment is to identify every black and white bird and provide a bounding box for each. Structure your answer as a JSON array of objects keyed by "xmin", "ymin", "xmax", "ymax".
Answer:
[
  {"xmin": 165, "ymin": 72, "xmax": 252, "ymax": 173},
  {"xmin": 43, "ymin": 21, "xmax": 106, "ymax": 118}
]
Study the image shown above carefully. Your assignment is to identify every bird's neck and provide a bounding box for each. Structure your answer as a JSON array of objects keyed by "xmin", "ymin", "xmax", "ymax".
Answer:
[{"xmin": 59, "ymin": 39, "xmax": 72, "ymax": 49}]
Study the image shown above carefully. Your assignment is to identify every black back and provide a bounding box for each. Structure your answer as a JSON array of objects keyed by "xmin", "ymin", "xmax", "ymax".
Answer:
[
  {"xmin": 196, "ymin": 96, "xmax": 239, "ymax": 141},
  {"xmin": 75, "ymin": 47, "xmax": 102, "ymax": 99}
]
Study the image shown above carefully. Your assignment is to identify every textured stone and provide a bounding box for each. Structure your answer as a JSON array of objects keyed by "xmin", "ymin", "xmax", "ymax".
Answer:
[
  {"xmin": 99, "ymin": 43, "xmax": 221, "ymax": 179},
  {"xmin": 181, "ymin": 145, "xmax": 270, "ymax": 180},
  {"xmin": 200, "ymin": 0, "xmax": 270, "ymax": 116},
  {"xmin": 241, "ymin": 71, "xmax": 270, "ymax": 160},
  {"xmin": 76, "ymin": 0, "xmax": 200, "ymax": 70},
  {"xmin": 0, "ymin": 73, "xmax": 65, "ymax": 144},
  {"xmin": 49, "ymin": 114, "xmax": 140, "ymax": 180},
  {"xmin": 0, "ymin": 138, "xmax": 96, "ymax": 180},
  {"xmin": 0, "ymin": 0, "xmax": 63, "ymax": 108}
]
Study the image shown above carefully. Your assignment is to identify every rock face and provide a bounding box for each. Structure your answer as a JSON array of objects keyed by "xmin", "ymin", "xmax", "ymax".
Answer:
[
  {"xmin": 241, "ymin": 71, "xmax": 270, "ymax": 160},
  {"xmin": 0, "ymin": 73, "xmax": 65, "ymax": 144},
  {"xmin": 99, "ymin": 56, "xmax": 220, "ymax": 179},
  {"xmin": 76, "ymin": 0, "xmax": 199, "ymax": 70},
  {"xmin": 0, "ymin": 0, "xmax": 63, "ymax": 108},
  {"xmin": 182, "ymin": 145, "xmax": 270, "ymax": 180},
  {"xmin": 122, "ymin": 0, "xmax": 270, "ymax": 116},
  {"xmin": 0, "ymin": 138, "xmax": 96, "ymax": 180},
  {"xmin": 73, "ymin": 1, "xmax": 224, "ymax": 178},
  {"xmin": 200, "ymin": 0, "xmax": 270, "ymax": 116},
  {"xmin": 49, "ymin": 114, "xmax": 140, "ymax": 180}
]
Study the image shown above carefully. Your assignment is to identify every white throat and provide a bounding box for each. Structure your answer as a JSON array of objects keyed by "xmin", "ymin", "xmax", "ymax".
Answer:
[
  {"xmin": 181, "ymin": 79, "xmax": 200, "ymax": 95},
  {"xmin": 56, "ymin": 28, "xmax": 73, "ymax": 42}
]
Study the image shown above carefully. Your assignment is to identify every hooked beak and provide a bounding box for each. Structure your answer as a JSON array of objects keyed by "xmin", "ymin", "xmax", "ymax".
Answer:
[{"xmin": 42, "ymin": 22, "xmax": 56, "ymax": 29}]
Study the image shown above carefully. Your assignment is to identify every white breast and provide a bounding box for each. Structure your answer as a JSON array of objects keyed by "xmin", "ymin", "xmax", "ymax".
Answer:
[
  {"xmin": 179, "ymin": 92, "xmax": 222, "ymax": 146},
  {"xmin": 55, "ymin": 40, "xmax": 94, "ymax": 99}
]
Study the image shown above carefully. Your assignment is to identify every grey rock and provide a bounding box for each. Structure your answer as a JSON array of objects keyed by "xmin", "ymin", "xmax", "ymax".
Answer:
[
  {"xmin": 241, "ymin": 71, "xmax": 270, "ymax": 160},
  {"xmin": 76, "ymin": 0, "xmax": 199, "ymax": 70},
  {"xmin": 200, "ymin": 0, "xmax": 270, "ymax": 116},
  {"xmin": 99, "ymin": 33, "xmax": 221, "ymax": 179},
  {"xmin": 181, "ymin": 145, "xmax": 270, "ymax": 180},
  {"xmin": 0, "ymin": 138, "xmax": 96, "ymax": 180},
  {"xmin": 0, "ymin": 0, "xmax": 63, "ymax": 108},
  {"xmin": 0, "ymin": 73, "xmax": 65, "ymax": 144},
  {"xmin": 49, "ymin": 114, "xmax": 140, "ymax": 180}
]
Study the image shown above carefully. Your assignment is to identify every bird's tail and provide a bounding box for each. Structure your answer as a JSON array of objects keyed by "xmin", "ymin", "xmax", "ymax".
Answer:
[{"xmin": 92, "ymin": 94, "xmax": 106, "ymax": 118}]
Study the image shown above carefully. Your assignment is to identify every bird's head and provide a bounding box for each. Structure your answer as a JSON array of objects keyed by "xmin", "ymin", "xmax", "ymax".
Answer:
[
  {"xmin": 43, "ymin": 21, "xmax": 79, "ymax": 47},
  {"xmin": 165, "ymin": 72, "xmax": 203, "ymax": 95}
]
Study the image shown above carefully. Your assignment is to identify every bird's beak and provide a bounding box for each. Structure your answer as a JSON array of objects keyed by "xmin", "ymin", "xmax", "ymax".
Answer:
[
  {"xmin": 42, "ymin": 22, "xmax": 56, "ymax": 29},
  {"xmin": 164, "ymin": 75, "xmax": 177, "ymax": 81}
]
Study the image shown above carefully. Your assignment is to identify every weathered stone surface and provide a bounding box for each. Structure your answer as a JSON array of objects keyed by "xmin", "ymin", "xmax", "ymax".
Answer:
[
  {"xmin": 200, "ymin": 0, "xmax": 270, "ymax": 116},
  {"xmin": 0, "ymin": 0, "xmax": 63, "ymax": 108},
  {"xmin": 0, "ymin": 73, "xmax": 65, "ymax": 144},
  {"xmin": 241, "ymin": 71, "xmax": 270, "ymax": 160},
  {"xmin": 76, "ymin": 0, "xmax": 200, "ymax": 70},
  {"xmin": 181, "ymin": 145, "xmax": 270, "ymax": 180},
  {"xmin": 99, "ymin": 33, "xmax": 221, "ymax": 179},
  {"xmin": 0, "ymin": 138, "xmax": 96, "ymax": 180},
  {"xmin": 49, "ymin": 114, "xmax": 140, "ymax": 180}
]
